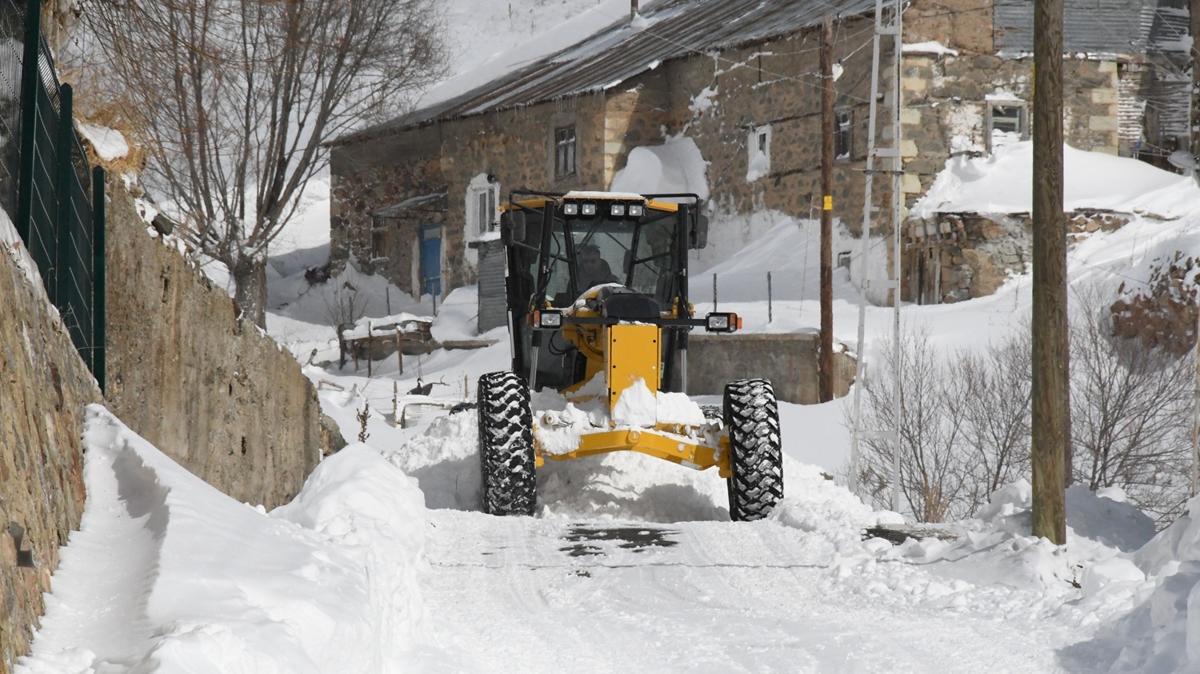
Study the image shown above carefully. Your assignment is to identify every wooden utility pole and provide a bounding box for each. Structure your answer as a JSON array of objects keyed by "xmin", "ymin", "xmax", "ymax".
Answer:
[
  {"xmin": 819, "ymin": 15, "xmax": 835, "ymax": 403},
  {"xmin": 1191, "ymin": 0, "xmax": 1200, "ymax": 495},
  {"xmin": 1031, "ymin": 0, "xmax": 1068, "ymax": 544}
]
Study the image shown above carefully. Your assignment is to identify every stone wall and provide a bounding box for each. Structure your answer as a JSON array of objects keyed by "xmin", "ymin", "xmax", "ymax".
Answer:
[
  {"xmin": 681, "ymin": 333, "xmax": 856, "ymax": 404},
  {"xmin": 330, "ymin": 129, "xmax": 445, "ymax": 292},
  {"xmin": 652, "ymin": 16, "xmax": 895, "ymax": 235},
  {"xmin": 904, "ymin": 209, "xmax": 1130, "ymax": 303},
  {"xmin": 0, "ymin": 238, "xmax": 96, "ymax": 671},
  {"xmin": 901, "ymin": 53, "xmax": 1120, "ymax": 197},
  {"xmin": 329, "ymin": 11, "xmax": 1126, "ymax": 311},
  {"xmin": 104, "ymin": 185, "xmax": 325, "ymax": 508},
  {"xmin": 330, "ymin": 95, "xmax": 609, "ymax": 297}
]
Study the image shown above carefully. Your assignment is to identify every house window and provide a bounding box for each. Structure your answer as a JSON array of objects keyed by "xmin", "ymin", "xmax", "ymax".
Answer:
[
  {"xmin": 369, "ymin": 219, "xmax": 388, "ymax": 261},
  {"xmin": 555, "ymin": 125, "xmax": 577, "ymax": 178},
  {"xmin": 836, "ymin": 109, "xmax": 853, "ymax": 159},
  {"xmin": 747, "ymin": 124, "xmax": 772, "ymax": 181},
  {"xmin": 987, "ymin": 101, "xmax": 1027, "ymax": 151},
  {"xmin": 476, "ymin": 185, "xmax": 497, "ymax": 235},
  {"xmin": 467, "ymin": 176, "xmax": 499, "ymax": 237}
]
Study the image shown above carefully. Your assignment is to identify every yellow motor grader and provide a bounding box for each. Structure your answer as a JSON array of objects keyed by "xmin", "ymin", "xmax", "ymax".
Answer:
[{"xmin": 476, "ymin": 190, "xmax": 782, "ymax": 521}]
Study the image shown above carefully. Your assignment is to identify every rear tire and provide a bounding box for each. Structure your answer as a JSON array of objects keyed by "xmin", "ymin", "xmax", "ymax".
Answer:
[
  {"xmin": 723, "ymin": 378, "xmax": 783, "ymax": 521},
  {"xmin": 477, "ymin": 371, "xmax": 537, "ymax": 516}
]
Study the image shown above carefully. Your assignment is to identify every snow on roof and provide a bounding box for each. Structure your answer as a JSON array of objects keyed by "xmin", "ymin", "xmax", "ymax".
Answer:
[
  {"xmin": 373, "ymin": 192, "xmax": 448, "ymax": 218},
  {"xmin": 911, "ymin": 141, "xmax": 1200, "ymax": 219},
  {"xmin": 332, "ymin": 0, "xmax": 875, "ymax": 145}
]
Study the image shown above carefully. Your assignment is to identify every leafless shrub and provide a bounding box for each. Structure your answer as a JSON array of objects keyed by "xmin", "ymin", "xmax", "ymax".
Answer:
[
  {"xmin": 1070, "ymin": 288, "xmax": 1192, "ymax": 525},
  {"xmin": 857, "ymin": 329, "xmax": 970, "ymax": 522},
  {"xmin": 322, "ymin": 281, "xmax": 368, "ymax": 334},
  {"xmin": 856, "ymin": 290, "xmax": 1190, "ymax": 525}
]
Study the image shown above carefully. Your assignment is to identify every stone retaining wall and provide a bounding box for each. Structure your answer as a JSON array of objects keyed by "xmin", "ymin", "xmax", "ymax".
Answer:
[
  {"xmin": 0, "ymin": 234, "xmax": 97, "ymax": 672},
  {"xmin": 680, "ymin": 332, "xmax": 856, "ymax": 404},
  {"xmin": 104, "ymin": 185, "xmax": 326, "ymax": 508}
]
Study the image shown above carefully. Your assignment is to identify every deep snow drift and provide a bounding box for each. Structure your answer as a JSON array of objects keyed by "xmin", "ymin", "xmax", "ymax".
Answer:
[{"xmin": 18, "ymin": 407, "xmax": 427, "ymax": 674}]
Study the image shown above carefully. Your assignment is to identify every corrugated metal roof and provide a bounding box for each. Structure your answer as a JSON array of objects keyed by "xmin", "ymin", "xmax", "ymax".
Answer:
[
  {"xmin": 994, "ymin": 0, "xmax": 1189, "ymax": 55},
  {"xmin": 373, "ymin": 191, "xmax": 448, "ymax": 218},
  {"xmin": 333, "ymin": 0, "xmax": 875, "ymax": 145}
]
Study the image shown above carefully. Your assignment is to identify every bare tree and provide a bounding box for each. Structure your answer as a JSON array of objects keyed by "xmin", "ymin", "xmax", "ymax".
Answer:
[
  {"xmin": 955, "ymin": 331, "xmax": 1033, "ymax": 513},
  {"xmin": 1070, "ymin": 288, "xmax": 1193, "ymax": 525},
  {"xmin": 82, "ymin": 0, "xmax": 445, "ymax": 325},
  {"xmin": 858, "ymin": 329, "xmax": 970, "ymax": 522}
]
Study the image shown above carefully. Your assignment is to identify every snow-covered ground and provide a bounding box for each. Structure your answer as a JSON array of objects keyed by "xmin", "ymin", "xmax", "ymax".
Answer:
[{"xmin": 19, "ymin": 2, "xmax": 1200, "ymax": 668}]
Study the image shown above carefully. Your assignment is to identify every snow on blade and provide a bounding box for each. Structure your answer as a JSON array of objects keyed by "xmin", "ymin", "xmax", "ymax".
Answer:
[{"xmin": 19, "ymin": 406, "xmax": 427, "ymax": 674}]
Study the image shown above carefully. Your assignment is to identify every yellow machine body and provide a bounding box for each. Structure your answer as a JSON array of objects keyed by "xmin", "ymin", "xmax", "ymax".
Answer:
[{"xmin": 532, "ymin": 288, "xmax": 730, "ymax": 478}]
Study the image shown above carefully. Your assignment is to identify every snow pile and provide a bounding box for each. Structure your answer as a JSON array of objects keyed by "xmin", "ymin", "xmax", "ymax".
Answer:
[
  {"xmin": 343, "ymin": 311, "xmax": 433, "ymax": 340},
  {"xmin": 1086, "ymin": 496, "xmax": 1200, "ymax": 672},
  {"xmin": 609, "ymin": 135, "xmax": 710, "ymax": 200},
  {"xmin": 385, "ymin": 410, "xmax": 482, "ymax": 510},
  {"xmin": 611, "ymin": 378, "xmax": 657, "ymax": 426},
  {"xmin": 75, "ymin": 122, "xmax": 130, "ymax": 161},
  {"xmin": 19, "ymin": 406, "xmax": 428, "ymax": 674},
  {"xmin": 769, "ymin": 464, "xmax": 898, "ymax": 560},
  {"xmin": 912, "ymin": 141, "xmax": 1200, "ymax": 218},
  {"xmin": 884, "ymin": 482, "xmax": 1152, "ymax": 593}
]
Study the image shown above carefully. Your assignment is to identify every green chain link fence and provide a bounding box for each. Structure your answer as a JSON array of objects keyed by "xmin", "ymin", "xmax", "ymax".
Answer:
[{"xmin": 4, "ymin": 0, "xmax": 106, "ymax": 392}]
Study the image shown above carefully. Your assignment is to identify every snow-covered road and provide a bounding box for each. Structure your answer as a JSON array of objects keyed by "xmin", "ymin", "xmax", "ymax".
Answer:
[{"xmin": 415, "ymin": 509, "xmax": 1076, "ymax": 673}]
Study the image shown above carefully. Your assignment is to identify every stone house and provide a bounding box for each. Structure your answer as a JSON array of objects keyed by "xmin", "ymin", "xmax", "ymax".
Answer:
[{"xmin": 327, "ymin": 0, "xmax": 1188, "ymax": 323}]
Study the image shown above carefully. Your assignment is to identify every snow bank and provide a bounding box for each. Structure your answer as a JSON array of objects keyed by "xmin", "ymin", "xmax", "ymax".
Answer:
[
  {"xmin": 610, "ymin": 135, "xmax": 709, "ymax": 200},
  {"xmin": 1089, "ymin": 496, "xmax": 1200, "ymax": 672},
  {"xmin": 912, "ymin": 141, "xmax": 1200, "ymax": 218},
  {"xmin": 19, "ymin": 406, "xmax": 427, "ymax": 674},
  {"xmin": 765, "ymin": 476, "xmax": 1158, "ymax": 629}
]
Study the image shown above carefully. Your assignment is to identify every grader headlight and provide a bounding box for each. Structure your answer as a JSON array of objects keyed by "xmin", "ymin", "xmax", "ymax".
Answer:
[
  {"xmin": 532, "ymin": 309, "xmax": 563, "ymax": 329},
  {"xmin": 705, "ymin": 312, "xmax": 740, "ymax": 333}
]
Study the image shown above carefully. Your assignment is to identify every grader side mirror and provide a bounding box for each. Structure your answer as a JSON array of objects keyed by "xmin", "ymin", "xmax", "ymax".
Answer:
[
  {"xmin": 690, "ymin": 213, "xmax": 709, "ymax": 250},
  {"xmin": 504, "ymin": 211, "xmax": 526, "ymax": 245}
]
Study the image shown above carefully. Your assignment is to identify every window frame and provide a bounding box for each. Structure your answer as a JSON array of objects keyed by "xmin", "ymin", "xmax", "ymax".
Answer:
[
  {"xmin": 835, "ymin": 108, "xmax": 853, "ymax": 160},
  {"xmin": 468, "ymin": 181, "xmax": 500, "ymax": 236},
  {"xmin": 985, "ymin": 100, "xmax": 1029, "ymax": 152},
  {"xmin": 554, "ymin": 125, "xmax": 577, "ymax": 179}
]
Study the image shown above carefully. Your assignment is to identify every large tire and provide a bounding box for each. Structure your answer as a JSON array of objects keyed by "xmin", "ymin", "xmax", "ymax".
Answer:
[
  {"xmin": 477, "ymin": 371, "xmax": 537, "ymax": 516},
  {"xmin": 723, "ymin": 378, "xmax": 784, "ymax": 521}
]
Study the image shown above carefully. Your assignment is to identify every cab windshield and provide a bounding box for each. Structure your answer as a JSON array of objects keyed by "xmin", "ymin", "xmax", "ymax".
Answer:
[{"xmin": 557, "ymin": 211, "xmax": 676, "ymax": 303}]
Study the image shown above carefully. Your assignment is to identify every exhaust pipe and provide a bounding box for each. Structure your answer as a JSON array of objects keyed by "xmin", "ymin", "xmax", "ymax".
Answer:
[{"xmin": 631, "ymin": 0, "xmax": 638, "ymax": 20}]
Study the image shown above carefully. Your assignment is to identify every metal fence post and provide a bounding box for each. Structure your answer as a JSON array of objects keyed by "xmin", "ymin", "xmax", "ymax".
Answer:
[
  {"xmin": 767, "ymin": 271, "xmax": 773, "ymax": 323},
  {"xmin": 92, "ymin": 165, "xmax": 106, "ymax": 394},
  {"xmin": 53, "ymin": 83, "xmax": 73, "ymax": 309},
  {"xmin": 15, "ymin": 0, "xmax": 40, "ymax": 243}
]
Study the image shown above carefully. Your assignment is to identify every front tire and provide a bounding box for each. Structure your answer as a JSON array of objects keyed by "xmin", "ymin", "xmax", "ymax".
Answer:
[
  {"xmin": 723, "ymin": 378, "xmax": 783, "ymax": 521},
  {"xmin": 477, "ymin": 372, "xmax": 537, "ymax": 516}
]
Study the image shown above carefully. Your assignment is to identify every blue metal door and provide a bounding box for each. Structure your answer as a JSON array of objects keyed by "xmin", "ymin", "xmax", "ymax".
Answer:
[{"xmin": 419, "ymin": 224, "xmax": 442, "ymax": 297}]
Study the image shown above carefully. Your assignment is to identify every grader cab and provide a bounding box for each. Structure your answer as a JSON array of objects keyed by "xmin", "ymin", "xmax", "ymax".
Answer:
[{"xmin": 476, "ymin": 190, "xmax": 783, "ymax": 521}]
